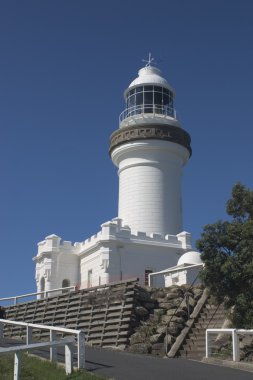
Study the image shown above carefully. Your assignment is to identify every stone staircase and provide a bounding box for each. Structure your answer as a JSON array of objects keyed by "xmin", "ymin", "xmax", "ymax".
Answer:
[
  {"xmin": 178, "ymin": 301, "xmax": 226, "ymax": 359},
  {"xmin": 4, "ymin": 278, "xmax": 138, "ymax": 348}
]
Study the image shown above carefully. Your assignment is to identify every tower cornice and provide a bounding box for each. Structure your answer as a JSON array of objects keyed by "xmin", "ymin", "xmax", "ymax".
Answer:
[{"xmin": 109, "ymin": 124, "xmax": 192, "ymax": 157}]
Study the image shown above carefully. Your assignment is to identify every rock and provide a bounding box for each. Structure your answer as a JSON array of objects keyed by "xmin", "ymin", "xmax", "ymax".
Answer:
[
  {"xmin": 161, "ymin": 315, "xmax": 184, "ymax": 325},
  {"xmin": 166, "ymin": 292, "xmax": 183, "ymax": 301},
  {"xmin": 130, "ymin": 332, "xmax": 146, "ymax": 344},
  {"xmin": 151, "ymin": 290, "xmax": 166, "ymax": 300},
  {"xmin": 136, "ymin": 290, "xmax": 151, "ymax": 302},
  {"xmin": 135, "ymin": 306, "xmax": 149, "ymax": 317},
  {"xmin": 161, "ymin": 315, "xmax": 173, "ymax": 324},
  {"xmin": 174, "ymin": 309, "xmax": 188, "ymax": 319},
  {"xmin": 159, "ymin": 302, "xmax": 180, "ymax": 309},
  {"xmin": 167, "ymin": 325, "xmax": 182, "ymax": 336},
  {"xmin": 168, "ymin": 316, "xmax": 185, "ymax": 325},
  {"xmin": 181, "ymin": 296, "xmax": 196, "ymax": 311},
  {"xmin": 150, "ymin": 332, "xmax": 165, "ymax": 344},
  {"xmin": 156, "ymin": 325, "xmax": 167, "ymax": 334},
  {"xmin": 192, "ymin": 287, "xmax": 203, "ymax": 298},
  {"xmin": 128, "ymin": 343, "xmax": 151, "ymax": 354},
  {"xmin": 166, "ymin": 308, "xmax": 177, "ymax": 316},
  {"xmin": 165, "ymin": 286, "xmax": 184, "ymax": 296},
  {"xmin": 154, "ymin": 308, "xmax": 166, "ymax": 317},
  {"xmin": 144, "ymin": 302, "xmax": 156, "ymax": 310}
]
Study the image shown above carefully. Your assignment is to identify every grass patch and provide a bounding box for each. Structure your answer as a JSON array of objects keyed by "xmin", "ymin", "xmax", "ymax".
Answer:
[{"xmin": 0, "ymin": 353, "xmax": 105, "ymax": 380}]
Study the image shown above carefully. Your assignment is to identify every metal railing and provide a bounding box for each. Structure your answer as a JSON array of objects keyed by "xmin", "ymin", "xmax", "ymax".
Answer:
[
  {"xmin": 0, "ymin": 285, "xmax": 77, "ymax": 305},
  {"xmin": 119, "ymin": 104, "xmax": 176, "ymax": 123},
  {"xmin": 206, "ymin": 328, "xmax": 253, "ymax": 361},
  {"xmin": 164, "ymin": 269, "xmax": 204, "ymax": 356},
  {"xmin": 0, "ymin": 318, "xmax": 85, "ymax": 379}
]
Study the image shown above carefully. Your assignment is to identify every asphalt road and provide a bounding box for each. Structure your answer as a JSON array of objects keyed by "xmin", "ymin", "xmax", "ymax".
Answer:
[
  {"xmin": 85, "ymin": 346, "xmax": 253, "ymax": 380},
  {"xmin": 1, "ymin": 338, "xmax": 253, "ymax": 380}
]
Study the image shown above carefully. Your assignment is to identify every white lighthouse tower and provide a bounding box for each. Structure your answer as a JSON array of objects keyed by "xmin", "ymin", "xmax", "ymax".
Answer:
[
  {"xmin": 34, "ymin": 58, "xmax": 195, "ymax": 292},
  {"xmin": 110, "ymin": 56, "xmax": 191, "ymax": 236}
]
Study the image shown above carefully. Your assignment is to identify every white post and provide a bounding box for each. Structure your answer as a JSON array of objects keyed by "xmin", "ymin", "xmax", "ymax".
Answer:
[
  {"xmin": 232, "ymin": 329, "xmax": 240, "ymax": 361},
  {"xmin": 50, "ymin": 330, "xmax": 57, "ymax": 362},
  {"xmin": 14, "ymin": 297, "xmax": 17, "ymax": 305},
  {"xmin": 14, "ymin": 351, "xmax": 21, "ymax": 380},
  {"xmin": 205, "ymin": 330, "xmax": 210, "ymax": 358},
  {"xmin": 77, "ymin": 331, "xmax": 85, "ymax": 369},
  {"xmin": 65, "ymin": 344, "xmax": 73, "ymax": 375}
]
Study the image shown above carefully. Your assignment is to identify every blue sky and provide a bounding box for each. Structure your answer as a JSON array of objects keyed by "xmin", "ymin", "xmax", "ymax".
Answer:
[{"xmin": 0, "ymin": 0, "xmax": 252, "ymax": 298}]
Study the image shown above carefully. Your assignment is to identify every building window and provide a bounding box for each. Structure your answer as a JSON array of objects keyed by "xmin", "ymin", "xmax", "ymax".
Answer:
[
  {"xmin": 40, "ymin": 277, "xmax": 45, "ymax": 298},
  {"xmin": 87, "ymin": 270, "xmax": 93, "ymax": 288},
  {"xmin": 145, "ymin": 269, "xmax": 153, "ymax": 287},
  {"xmin": 62, "ymin": 279, "xmax": 70, "ymax": 293}
]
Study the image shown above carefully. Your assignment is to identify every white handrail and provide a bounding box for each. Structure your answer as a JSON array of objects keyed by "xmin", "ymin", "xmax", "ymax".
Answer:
[
  {"xmin": 0, "ymin": 285, "xmax": 77, "ymax": 305},
  {"xmin": 0, "ymin": 319, "xmax": 85, "ymax": 371},
  {"xmin": 119, "ymin": 104, "xmax": 176, "ymax": 123},
  {"xmin": 0, "ymin": 337, "xmax": 76, "ymax": 379},
  {"xmin": 206, "ymin": 328, "xmax": 253, "ymax": 361}
]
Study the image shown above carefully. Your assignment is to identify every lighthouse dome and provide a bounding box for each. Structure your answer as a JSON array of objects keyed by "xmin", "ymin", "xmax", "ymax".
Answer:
[{"xmin": 126, "ymin": 65, "xmax": 175, "ymax": 96}]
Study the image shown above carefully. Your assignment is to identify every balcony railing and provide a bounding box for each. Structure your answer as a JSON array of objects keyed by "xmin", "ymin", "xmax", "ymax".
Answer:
[{"xmin": 119, "ymin": 104, "xmax": 176, "ymax": 124}]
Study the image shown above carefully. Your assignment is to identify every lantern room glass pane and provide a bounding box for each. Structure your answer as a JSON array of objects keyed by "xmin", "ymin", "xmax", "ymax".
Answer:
[
  {"xmin": 136, "ymin": 92, "xmax": 143, "ymax": 106},
  {"xmin": 144, "ymin": 85, "xmax": 153, "ymax": 91},
  {"xmin": 154, "ymin": 92, "xmax": 162, "ymax": 105},
  {"xmin": 144, "ymin": 92, "xmax": 153, "ymax": 104}
]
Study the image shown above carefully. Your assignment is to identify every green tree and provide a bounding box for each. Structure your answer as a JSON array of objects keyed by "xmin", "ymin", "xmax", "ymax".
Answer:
[{"xmin": 196, "ymin": 182, "xmax": 253, "ymax": 328}]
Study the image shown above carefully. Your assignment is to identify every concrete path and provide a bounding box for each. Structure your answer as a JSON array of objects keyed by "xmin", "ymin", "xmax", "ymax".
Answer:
[{"xmin": 1, "ymin": 338, "xmax": 253, "ymax": 380}]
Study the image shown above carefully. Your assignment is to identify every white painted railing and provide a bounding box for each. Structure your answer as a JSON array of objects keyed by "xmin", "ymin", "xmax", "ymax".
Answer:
[
  {"xmin": 0, "ymin": 319, "xmax": 85, "ymax": 379},
  {"xmin": 119, "ymin": 104, "xmax": 176, "ymax": 123},
  {"xmin": 206, "ymin": 328, "xmax": 253, "ymax": 361},
  {"xmin": 0, "ymin": 285, "xmax": 77, "ymax": 305}
]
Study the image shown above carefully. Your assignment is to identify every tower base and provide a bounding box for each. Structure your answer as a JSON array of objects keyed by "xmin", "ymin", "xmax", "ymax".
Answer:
[{"xmin": 34, "ymin": 218, "xmax": 192, "ymax": 295}]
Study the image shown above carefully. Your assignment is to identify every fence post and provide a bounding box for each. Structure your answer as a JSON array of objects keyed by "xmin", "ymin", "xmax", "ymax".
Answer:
[
  {"xmin": 14, "ymin": 351, "xmax": 21, "ymax": 380},
  {"xmin": 232, "ymin": 329, "xmax": 240, "ymax": 361},
  {"xmin": 65, "ymin": 344, "xmax": 73, "ymax": 375},
  {"xmin": 50, "ymin": 330, "xmax": 57, "ymax": 362},
  {"xmin": 77, "ymin": 331, "xmax": 86, "ymax": 369},
  {"xmin": 205, "ymin": 330, "xmax": 210, "ymax": 358}
]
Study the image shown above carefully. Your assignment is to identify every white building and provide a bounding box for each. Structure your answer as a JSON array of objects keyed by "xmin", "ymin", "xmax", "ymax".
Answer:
[{"xmin": 34, "ymin": 58, "xmax": 201, "ymax": 294}]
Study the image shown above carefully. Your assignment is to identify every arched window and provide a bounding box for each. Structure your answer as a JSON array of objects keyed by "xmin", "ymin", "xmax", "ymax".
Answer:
[{"xmin": 62, "ymin": 279, "xmax": 70, "ymax": 293}]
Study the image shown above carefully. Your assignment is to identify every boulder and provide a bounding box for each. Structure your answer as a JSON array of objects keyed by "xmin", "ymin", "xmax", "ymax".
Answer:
[
  {"xmin": 156, "ymin": 325, "xmax": 167, "ymax": 334},
  {"xmin": 150, "ymin": 332, "xmax": 165, "ymax": 344},
  {"xmin": 154, "ymin": 308, "xmax": 166, "ymax": 317},
  {"xmin": 135, "ymin": 306, "xmax": 149, "ymax": 317},
  {"xmin": 144, "ymin": 302, "xmax": 156, "ymax": 310},
  {"xmin": 128, "ymin": 343, "xmax": 151, "ymax": 354},
  {"xmin": 130, "ymin": 332, "xmax": 146, "ymax": 345}
]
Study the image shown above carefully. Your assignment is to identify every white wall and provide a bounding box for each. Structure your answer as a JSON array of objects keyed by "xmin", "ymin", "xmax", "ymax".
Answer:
[{"xmin": 111, "ymin": 140, "xmax": 189, "ymax": 236}]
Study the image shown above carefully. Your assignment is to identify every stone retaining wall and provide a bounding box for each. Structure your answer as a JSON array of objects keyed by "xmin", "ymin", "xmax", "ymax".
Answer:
[{"xmin": 128, "ymin": 284, "xmax": 204, "ymax": 356}]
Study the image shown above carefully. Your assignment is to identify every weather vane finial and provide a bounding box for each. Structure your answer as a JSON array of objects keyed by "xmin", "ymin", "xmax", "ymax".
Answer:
[{"xmin": 142, "ymin": 53, "xmax": 156, "ymax": 67}]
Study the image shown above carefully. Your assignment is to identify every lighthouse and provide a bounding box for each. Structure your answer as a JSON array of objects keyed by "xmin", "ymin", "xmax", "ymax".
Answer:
[
  {"xmin": 34, "ymin": 57, "xmax": 195, "ymax": 292},
  {"xmin": 110, "ymin": 56, "xmax": 191, "ymax": 236}
]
